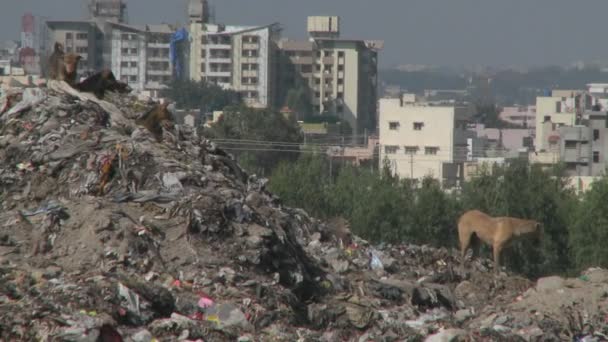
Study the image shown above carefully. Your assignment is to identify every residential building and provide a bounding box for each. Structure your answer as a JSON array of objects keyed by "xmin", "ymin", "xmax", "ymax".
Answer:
[
  {"xmin": 88, "ymin": 0, "xmax": 127, "ymax": 24},
  {"xmin": 108, "ymin": 22, "xmax": 147, "ymax": 90},
  {"xmin": 278, "ymin": 16, "xmax": 383, "ymax": 135},
  {"xmin": 46, "ymin": 20, "xmax": 104, "ymax": 74},
  {"xmin": 46, "ymin": 0, "xmax": 177, "ymax": 95},
  {"xmin": 188, "ymin": 0, "xmax": 279, "ymax": 108},
  {"xmin": 473, "ymin": 124, "xmax": 534, "ymax": 158},
  {"xmin": 327, "ymin": 135, "xmax": 379, "ymax": 167},
  {"xmin": 498, "ymin": 106, "xmax": 536, "ymax": 128},
  {"xmin": 558, "ymin": 112, "xmax": 608, "ymax": 177},
  {"xmin": 378, "ymin": 95, "xmax": 474, "ymax": 186}
]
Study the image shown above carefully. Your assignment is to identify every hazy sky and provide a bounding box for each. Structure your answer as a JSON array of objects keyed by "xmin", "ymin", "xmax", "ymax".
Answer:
[{"xmin": 2, "ymin": 0, "xmax": 608, "ymax": 68}]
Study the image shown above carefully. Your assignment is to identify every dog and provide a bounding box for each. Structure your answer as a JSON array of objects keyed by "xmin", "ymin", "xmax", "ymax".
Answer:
[{"xmin": 457, "ymin": 209, "xmax": 541, "ymax": 274}]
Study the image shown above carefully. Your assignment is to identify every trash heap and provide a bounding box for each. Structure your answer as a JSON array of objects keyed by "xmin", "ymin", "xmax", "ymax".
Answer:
[{"xmin": 1, "ymin": 82, "xmax": 608, "ymax": 341}]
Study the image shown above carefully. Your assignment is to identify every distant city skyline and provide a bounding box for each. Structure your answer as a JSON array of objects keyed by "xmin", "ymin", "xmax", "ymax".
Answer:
[{"xmin": 2, "ymin": 0, "xmax": 608, "ymax": 68}]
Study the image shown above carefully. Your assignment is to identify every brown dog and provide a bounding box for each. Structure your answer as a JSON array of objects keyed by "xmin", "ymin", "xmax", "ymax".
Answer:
[
  {"xmin": 457, "ymin": 210, "xmax": 541, "ymax": 274},
  {"xmin": 135, "ymin": 102, "xmax": 175, "ymax": 142}
]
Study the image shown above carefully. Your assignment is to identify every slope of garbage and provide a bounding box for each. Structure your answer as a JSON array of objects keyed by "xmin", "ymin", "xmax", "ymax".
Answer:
[{"xmin": 1, "ymin": 82, "xmax": 607, "ymax": 341}]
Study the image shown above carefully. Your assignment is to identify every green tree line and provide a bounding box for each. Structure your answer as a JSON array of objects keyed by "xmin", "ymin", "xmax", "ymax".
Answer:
[{"xmin": 269, "ymin": 156, "xmax": 608, "ymax": 279}]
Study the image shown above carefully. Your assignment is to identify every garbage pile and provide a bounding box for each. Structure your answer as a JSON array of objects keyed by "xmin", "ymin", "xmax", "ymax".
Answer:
[{"xmin": 1, "ymin": 82, "xmax": 608, "ymax": 341}]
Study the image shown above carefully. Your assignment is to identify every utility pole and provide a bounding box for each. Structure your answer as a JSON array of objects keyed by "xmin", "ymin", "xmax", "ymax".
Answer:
[
  {"xmin": 410, "ymin": 153, "xmax": 414, "ymax": 179},
  {"xmin": 329, "ymin": 155, "xmax": 333, "ymax": 183}
]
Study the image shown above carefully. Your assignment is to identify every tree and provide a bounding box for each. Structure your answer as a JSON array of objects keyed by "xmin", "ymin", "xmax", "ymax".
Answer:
[
  {"xmin": 205, "ymin": 105, "xmax": 303, "ymax": 175},
  {"xmin": 460, "ymin": 160, "xmax": 576, "ymax": 277},
  {"xmin": 569, "ymin": 176, "xmax": 608, "ymax": 271},
  {"xmin": 160, "ymin": 79, "xmax": 242, "ymax": 113},
  {"xmin": 285, "ymin": 85, "xmax": 312, "ymax": 120}
]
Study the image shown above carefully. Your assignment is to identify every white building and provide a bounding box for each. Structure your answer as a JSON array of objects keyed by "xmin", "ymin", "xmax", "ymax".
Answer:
[
  {"xmin": 378, "ymin": 95, "xmax": 474, "ymax": 186},
  {"xmin": 188, "ymin": 22, "xmax": 279, "ymax": 108},
  {"xmin": 105, "ymin": 22, "xmax": 173, "ymax": 93}
]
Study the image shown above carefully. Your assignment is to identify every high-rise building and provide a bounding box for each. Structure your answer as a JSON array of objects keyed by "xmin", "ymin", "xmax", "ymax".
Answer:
[
  {"xmin": 89, "ymin": 0, "xmax": 127, "ymax": 24},
  {"xmin": 278, "ymin": 16, "xmax": 383, "ymax": 135},
  {"xmin": 188, "ymin": 1, "xmax": 281, "ymax": 109}
]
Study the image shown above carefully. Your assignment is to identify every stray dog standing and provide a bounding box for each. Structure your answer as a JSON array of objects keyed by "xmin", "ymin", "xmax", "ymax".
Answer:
[{"xmin": 457, "ymin": 210, "xmax": 541, "ymax": 274}]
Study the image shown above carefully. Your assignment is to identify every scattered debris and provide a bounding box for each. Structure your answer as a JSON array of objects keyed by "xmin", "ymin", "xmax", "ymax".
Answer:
[{"xmin": 0, "ymin": 82, "xmax": 607, "ymax": 340}]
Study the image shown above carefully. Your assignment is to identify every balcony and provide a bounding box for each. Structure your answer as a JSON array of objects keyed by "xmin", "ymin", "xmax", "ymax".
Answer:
[
  {"xmin": 242, "ymin": 43, "xmax": 259, "ymax": 50},
  {"xmin": 562, "ymin": 147, "xmax": 589, "ymax": 163},
  {"xmin": 208, "ymin": 57, "xmax": 232, "ymax": 64},
  {"xmin": 206, "ymin": 70, "xmax": 232, "ymax": 77},
  {"xmin": 147, "ymin": 69, "xmax": 171, "ymax": 76},
  {"xmin": 147, "ymin": 56, "xmax": 169, "ymax": 62},
  {"xmin": 242, "ymin": 70, "xmax": 258, "ymax": 77},
  {"xmin": 323, "ymin": 56, "xmax": 334, "ymax": 65},
  {"xmin": 148, "ymin": 42, "xmax": 168, "ymax": 48},
  {"xmin": 120, "ymin": 67, "xmax": 139, "ymax": 75}
]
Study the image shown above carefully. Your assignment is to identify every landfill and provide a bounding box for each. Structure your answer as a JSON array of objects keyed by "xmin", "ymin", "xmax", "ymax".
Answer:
[{"xmin": 1, "ymin": 80, "xmax": 608, "ymax": 341}]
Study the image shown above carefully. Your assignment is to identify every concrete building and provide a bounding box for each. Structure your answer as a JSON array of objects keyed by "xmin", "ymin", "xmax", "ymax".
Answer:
[
  {"xmin": 473, "ymin": 124, "xmax": 534, "ymax": 158},
  {"xmin": 378, "ymin": 95, "xmax": 474, "ymax": 186},
  {"xmin": 499, "ymin": 106, "xmax": 536, "ymax": 128},
  {"xmin": 188, "ymin": 0, "xmax": 280, "ymax": 108},
  {"xmin": 108, "ymin": 22, "xmax": 147, "ymax": 90},
  {"xmin": 46, "ymin": 20, "xmax": 104, "ymax": 74},
  {"xmin": 558, "ymin": 112, "xmax": 608, "ymax": 177},
  {"xmin": 278, "ymin": 16, "xmax": 382, "ymax": 135},
  {"xmin": 46, "ymin": 0, "xmax": 176, "ymax": 96},
  {"xmin": 88, "ymin": 0, "xmax": 127, "ymax": 23}
]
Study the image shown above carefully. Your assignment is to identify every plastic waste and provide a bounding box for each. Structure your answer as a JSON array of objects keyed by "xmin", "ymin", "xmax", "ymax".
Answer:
[{"xmin": 369, "ymin": 250, "xmax": 384, "ymax": 271}]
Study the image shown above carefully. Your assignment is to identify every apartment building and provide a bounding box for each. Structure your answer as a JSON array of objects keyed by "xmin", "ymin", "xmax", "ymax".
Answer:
[
  {"xmin": 378, "ymin": 95, "xmax": 474, "ymax": 186},
  {"xmin": 499, "ymin": 106, "xmax": 536, "ymax": 128},
  {"xmin": 558, "ymin": 112, "xmax": 608, "ymax": 177},
  {"xmin": 46, "ymin": 20, "xmax": 103, "ymax": 74},
  {"xmin": 46, "ymin": 0, "xmax": 176, "ymax": 95},
  {"xmin": 278, "ymin": 16, "xmax": 382, "ymax": 135},
  {"xmin": 188, "ymin": 1, "xmax": 279, "ymax": 108}
]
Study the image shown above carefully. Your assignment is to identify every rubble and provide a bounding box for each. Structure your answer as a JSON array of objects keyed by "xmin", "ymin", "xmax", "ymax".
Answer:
[{"xmin": 1, "ymin": 81, "xmax": 608, "ymax": 340}]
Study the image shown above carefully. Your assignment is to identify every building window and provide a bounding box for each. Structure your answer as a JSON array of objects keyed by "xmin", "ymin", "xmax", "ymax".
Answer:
[
  {"xmin": 121, "ymin": 61, "xmax": 128, "ymax": 68},
  {"xmin": 130, "ymin": 48, "xmax": 138, "ymax": 55},
  {"xmin": 130, "ymin": 61, "xmax": 137, "ymax": 68},
  {"xmin": 413, "ymin": 122, "xmax": 424, "ymax": 130},
  {"xmin": 565, "ymin": 141, "xmax": 577, "ymax": 149},
  {"xmin": 301, "ymin": 65, "xmax": 312, "ymax": 73},
  {"xmin": 76, "ymin": 47, "xmax": 87, "ymax": 53},
  {"xmin": 66, "ymin": 33, "xmax": 73, "ymax": 39},
  {"xmin": 338, "ymin": 65, "xmax": 344, "ymax": 72},
  {"xmin": 337, "ymin": 79, "xmax": 344, "ymax": 85},
  {"xmin": 389, "ymin": 121, "xmax": 400, "ymax": 130},
  {"xmin": 121, "ymin": 48, "xmax": 129, "ymax": 55},
  {"xmin": 594, "ymin": 151, "xmax": 600, "ymax": 163},
  {"xmin": 315, "ymin": 64, "xmax": 321, "ymax": 72},
  {"xmin": 405, "ymin": 146, "xmax": 419, "ymax": 154},
  {"xmin": 314, "ymin": 92, "xmax": 320, "ymax": 98},
  {"xmin": 594, "ymin": 129, "xmax": 600, "ymax": 141},
  {"xmin": 425, "ymin": 147, "xmax": 439, "ymax": 155},
  {"xmin": 337, "ymin": 92, "xmax": 344, "ymax": 99},
  {"xmin": 76, "ymin": 33, "xmax": 88, "ymax": 40},
  {"xmin": 543, "ymin": 115, "xmax": 551, "ymax": 122},
  {"xmin": 66, "ymin": 47, "xmax": 73, "ymax": 52},
  {"xmin": 314, "ymin": 78, "xmax": 321, "ymax": 85},
  {"xmin": 316, "ymin": 51, "xmax": 322, "ymax": 58},
  {"xmin": 338, "ymin": 51, "xmax": 345, "ymax": 58},
  {"xmin": 129, "ymin": 75, "xmax": 137, "ymax": 82},
  {"xmin": 385, "ymin": 145, "xmax": 399, "ymax": 154}
]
